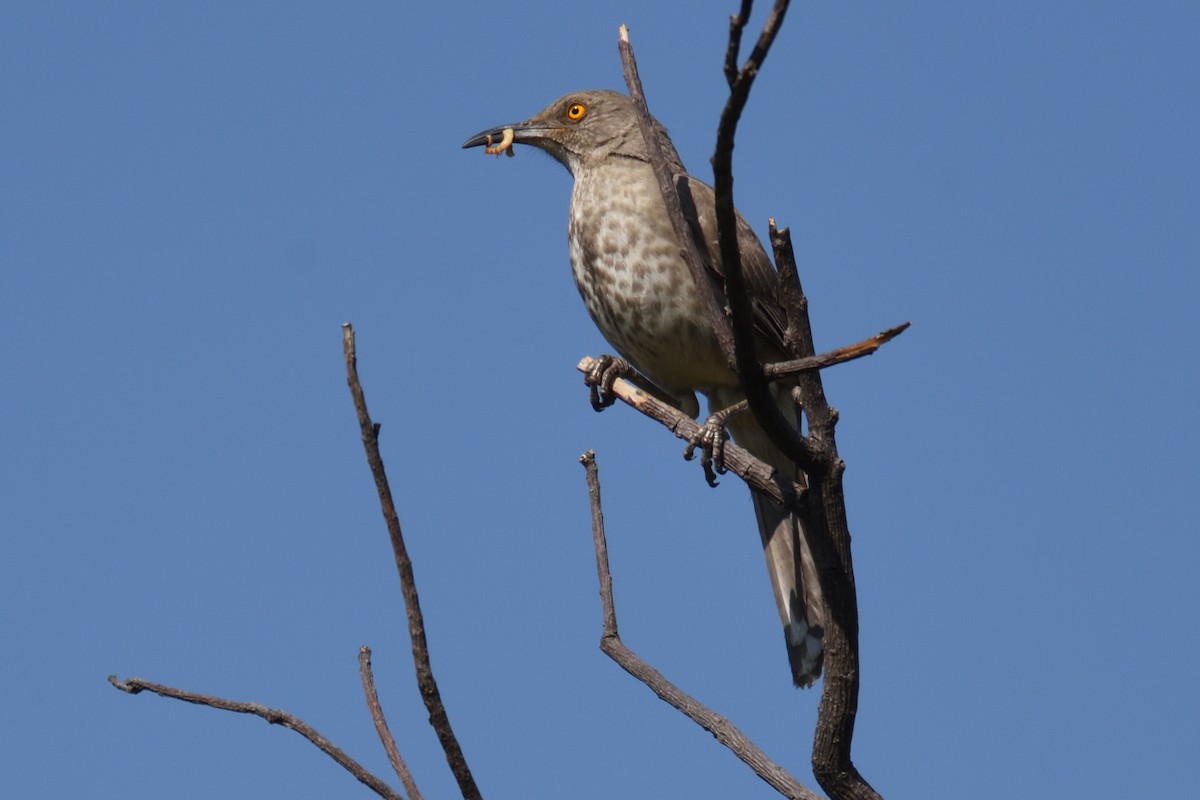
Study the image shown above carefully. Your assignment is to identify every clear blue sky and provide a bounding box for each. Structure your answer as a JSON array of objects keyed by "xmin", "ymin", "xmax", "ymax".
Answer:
[{"xmin": 3, "ymin": 2, "xmax": 1197, "ymax": 797}]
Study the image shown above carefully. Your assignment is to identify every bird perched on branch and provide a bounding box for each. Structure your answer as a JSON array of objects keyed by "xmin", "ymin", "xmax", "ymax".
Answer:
[{"xmin": 464, "ymin": 90, "xmax": 824, "ymax": 687}]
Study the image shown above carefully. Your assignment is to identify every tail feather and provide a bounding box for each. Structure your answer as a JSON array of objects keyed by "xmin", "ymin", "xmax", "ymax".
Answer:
[
  {"xmin": 751, "ymin": 492, "xmax": 824, "ymax": 687},
  {"xmin": 717, "ymin": 385, "xmax": 825, "ymax": 687}
]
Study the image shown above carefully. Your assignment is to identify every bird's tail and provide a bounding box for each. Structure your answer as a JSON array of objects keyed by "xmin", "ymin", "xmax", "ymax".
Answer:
[
  {"xmin": 721, "ymin": 386, "xmax": 825, "ymax": 687},
  {"xmin": 750, "ymin": 489, "xmax": 824, "ymax": 687}
]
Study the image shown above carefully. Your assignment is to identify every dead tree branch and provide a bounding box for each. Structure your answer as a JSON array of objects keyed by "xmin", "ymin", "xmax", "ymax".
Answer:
[
  {"xmin": 575, "ymin": 356, "xmax": 802, "ymax": 508},
  {"xmin": 617, "ymin": 24, "xmax": 736, "ymax": 363},
  {"xmin": 763, "ymin": 322, "xmax": 910, "ymax": 380},
  {"xmin": 112, "ymin": 329, "xmax": 481, "ymax": 799},
  {"xmin": 711, "ymin": 0, "xmax": 817, "ymax": 475},
  {"xmin": 579, "ymin": 452, "xmax": 821, "ymax": 800},
  {"xmin": 360, "ymin": 646, "xmax": 424, "ymax": 800},
  {"xmin": 342, "ymin": 323, "xmax": 482, "ymax": 800},
  {"xmin": 107, "ymin": 675, "xmax": 404, "ymax": 800},
  {"xmin": 617, "ymin": 7, "xmax": 887, "ymax": 799},
  {"xmin": 767, "ymin": 224, "xmax": 879, "ymax": 799}
]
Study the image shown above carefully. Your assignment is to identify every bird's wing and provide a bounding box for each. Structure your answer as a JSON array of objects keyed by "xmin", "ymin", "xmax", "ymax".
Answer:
[{"xmin": 679, "ymin": 174, "xmax": 789, "ymax": 356}]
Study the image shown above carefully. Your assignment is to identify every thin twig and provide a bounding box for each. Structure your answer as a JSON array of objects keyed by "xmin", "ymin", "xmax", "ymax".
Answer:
[
  {"xmin": 578, "ymin": 453, "xmax": 822, "ymax": 800},
  {"xmin": 724, "ymin": 1, "xmax": 755, "ymax": 87},
  {"xmin": 342, "ymin": 323, "xmax": 483, "ymax": 800},
  {"xmin": 763, "ymin": 323, "xmax": 911, "ymax": 380},
  {"xmin": 107, "ymin": 675, "xmax": 403, "ymax": 800},
  {"xmin": 710, "ymin": 0, "xmax": 817, "ymax": 477},
  {"xmin": 359, "ymin": 646, "xmax": 424, "ymax": 800},
  {"xmin": 581, "ymin": 450, "xmax": 618, "ymax": 638},
  {"xmin": 618, "ymin": 24, "xmax": 736, "ymax": 363}
]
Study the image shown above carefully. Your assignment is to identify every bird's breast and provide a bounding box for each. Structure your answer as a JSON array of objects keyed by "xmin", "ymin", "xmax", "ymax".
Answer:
[{"xmin": 566, "ymin": 164, "xmax": 732, "ymax": 394}]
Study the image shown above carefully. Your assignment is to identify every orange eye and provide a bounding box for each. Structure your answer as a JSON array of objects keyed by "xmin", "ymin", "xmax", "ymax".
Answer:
[{"xmin": 566, "ymin": 102, "xmax": 587, "ymax": 122}]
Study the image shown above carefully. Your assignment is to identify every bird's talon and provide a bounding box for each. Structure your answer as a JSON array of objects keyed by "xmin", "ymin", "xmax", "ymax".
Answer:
[
  {"xmin": 684, "ymin": 413, "xmax": 732, "ymax": 488},
  {"xmin": 584, "ymin": 355, "xmax": 631, "ymax": 412},
  {"xmin": 701, "ymin": 455, "xmax": 721, "ymax": 487},
  {"xmin": 588, "ymin": 384, "xmax": 614, "ymax": 412}
]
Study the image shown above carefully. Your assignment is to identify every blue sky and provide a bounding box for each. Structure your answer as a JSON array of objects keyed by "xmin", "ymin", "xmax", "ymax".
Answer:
[{"xmin": 3, "ymin": 1, "xmax": 1197, "ymax": 797}]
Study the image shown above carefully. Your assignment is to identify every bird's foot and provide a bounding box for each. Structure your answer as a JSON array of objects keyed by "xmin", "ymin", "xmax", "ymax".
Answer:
[
  {"xmin": 684, "ymin": 401, "xmax": 748, "ymax": 487},
  {"xmin": 583, "ymin": 354, "xmax": 633, "ymax": 412}
]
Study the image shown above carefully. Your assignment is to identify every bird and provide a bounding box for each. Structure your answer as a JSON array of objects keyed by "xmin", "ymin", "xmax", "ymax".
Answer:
[{"xmin": 463, "ymin": 89, "xmax": 824, "ymax": 686}]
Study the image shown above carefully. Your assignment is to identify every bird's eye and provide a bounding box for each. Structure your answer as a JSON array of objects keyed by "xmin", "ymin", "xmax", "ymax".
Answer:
[{"xmin": 566, "ymin": 102, "xmax": 587, "ymax": 122}]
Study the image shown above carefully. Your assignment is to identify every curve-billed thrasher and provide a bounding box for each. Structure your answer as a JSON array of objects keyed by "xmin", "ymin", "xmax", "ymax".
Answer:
[{"xmin": 464, "ymin": 90, "xmax": 824, "ymax": 686}]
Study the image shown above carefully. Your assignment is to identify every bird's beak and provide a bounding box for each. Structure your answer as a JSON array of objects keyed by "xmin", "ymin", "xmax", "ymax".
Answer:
[{"xmin": 461, "ymin": 122, "xmax": 559, "ymax": 150}]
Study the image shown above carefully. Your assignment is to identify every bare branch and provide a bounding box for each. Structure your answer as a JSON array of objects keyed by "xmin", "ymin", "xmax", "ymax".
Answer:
[
  {"xmin": 769, "ymin": 228, "xmax": 881, "ymax": 800},
  {"xmin": 714, "ymin": 8, "xmax": 884, "ymax": 798},
  {"xmin": 359, "ymin": 646, "xmax": 424, "ymax": 800},
  {"xmin": 710, "ymin": 0, "xmax": 819, "ymax": 479},
  {"xmin": 107, "ymin": 675, "xmax": 403, "ymax": 800},
  {"xmin": 769, "ymin": 219, "xmax": 812, "ymax": 360},
  {"xmin": 578, "ymin": 453, "xmax": 822, "ymax": 800},
  {"xmin": 576, "ymin": 357, "xmax": 803, "ymax": 509},
  {"xmin": 724, "ymin": 1, "xmax": 755, "ymax": 87},
  {"xmin": 763, "ymin": 323, "xmax": 911, "ymax": 380},
  {"xmin": 342, "ymin": 323, "xmax": 483, "ymax": 800},
  {"xmin": 618, "ymin": 24, "xmax": 736, "ymax": 364},
  {"xmin": 619, "ymin": 7, "xmax": 887, "ymax": 798},
  {"xmin": 581, "ymin": 450, "xmax": 619, "ymax": 638}
]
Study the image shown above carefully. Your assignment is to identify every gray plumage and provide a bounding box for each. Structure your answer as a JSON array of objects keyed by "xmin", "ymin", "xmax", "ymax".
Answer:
[{"xmin": 464, "ymin": 90, "xmax": 825, "ymax": 686}]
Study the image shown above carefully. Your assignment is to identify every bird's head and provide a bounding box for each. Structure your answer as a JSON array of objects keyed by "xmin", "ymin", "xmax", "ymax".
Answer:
[{"xmin": 462, "ymin": 89, "xmax": 682, "ymax": 175}]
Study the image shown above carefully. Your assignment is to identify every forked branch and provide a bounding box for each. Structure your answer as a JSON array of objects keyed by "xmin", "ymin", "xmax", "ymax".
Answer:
[
  {"xmin": 617, "ymin": 7, "xmax": 887, "ymax": 799},
  {"xmin": 343, "ymin": 323, "xmax": 482, "ymax": 800},
  {"xmin": 107, "ymin": 674, "xmax": 405, "ymax": 800}
]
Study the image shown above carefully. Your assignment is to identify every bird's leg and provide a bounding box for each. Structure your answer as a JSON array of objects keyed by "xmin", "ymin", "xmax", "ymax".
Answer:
[
  {"xmin": 583, "ymin": 354, "xmax": 634, "ymax": 411},
  {"xmin": 684, "ymin": 400, "xmax": 749, "ymax": 487}
]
